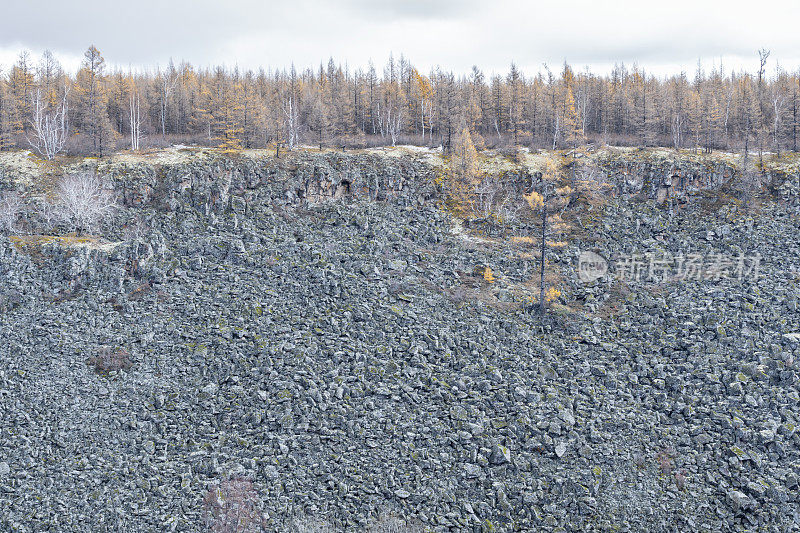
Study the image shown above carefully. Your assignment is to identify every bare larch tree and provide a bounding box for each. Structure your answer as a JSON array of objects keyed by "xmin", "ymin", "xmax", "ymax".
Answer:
[{"xmin": 28, "ymin": 87, "xmax": 69, "ymax": 160}]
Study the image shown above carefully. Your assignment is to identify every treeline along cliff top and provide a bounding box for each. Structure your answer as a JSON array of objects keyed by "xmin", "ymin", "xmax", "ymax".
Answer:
[{"xmin": 0, "ymin": 46, "xmax": 798, "ymax": 157}]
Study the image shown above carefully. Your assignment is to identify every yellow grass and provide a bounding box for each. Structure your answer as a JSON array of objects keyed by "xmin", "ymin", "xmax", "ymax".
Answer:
[{"xmin": 8, "ymin": 234, "xmax": 122, "ymax": 253}]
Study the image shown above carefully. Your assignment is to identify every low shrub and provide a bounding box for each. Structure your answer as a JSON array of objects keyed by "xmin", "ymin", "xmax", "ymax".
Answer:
[
  {"xmin": 87, "ymin": 346, "xmax": 131, "ymax": 375},
  {"xmin": 203, "ymin": 477, "xmax": 265, "ymax": 533}
]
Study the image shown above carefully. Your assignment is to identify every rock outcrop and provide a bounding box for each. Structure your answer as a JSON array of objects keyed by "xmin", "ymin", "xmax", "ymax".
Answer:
[{"xmin": 0, "ymin": 149, "xmax": 799, "ymax": 531}]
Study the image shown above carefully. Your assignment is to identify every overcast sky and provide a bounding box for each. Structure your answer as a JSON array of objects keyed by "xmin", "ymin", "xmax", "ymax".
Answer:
[{"xmin": 2, "ymin": 0, "xmax": 800, "ymax": 78}]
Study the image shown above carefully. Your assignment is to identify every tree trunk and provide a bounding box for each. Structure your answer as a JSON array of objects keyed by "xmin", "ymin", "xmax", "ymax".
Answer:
[{"xmin": 539, "ymin": 191, "xmax": 547, "ymax": 315}]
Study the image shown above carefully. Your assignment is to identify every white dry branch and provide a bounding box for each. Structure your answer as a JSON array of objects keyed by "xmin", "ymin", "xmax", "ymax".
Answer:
[
  {"xmin": 282, "ymin": 96, "xmax": 299, "ymax": 150},
  {"xmin": 471, "ymin": 175, "xmax": 500, "ymax": 219},
  {"xmin": 386, "ymin": 106, "xmax": 404, "ymax": 147},
  {"xmin": 36, "ymin": 197, "xmax": 58, "ymax": 233},
  {"xmin": 158, "ymin": 70, "xmax": 178, "ymax": 139},
  {"xmin": 672, "ymin": 112, "xmax": 684, "ymax": 150},
  {"xmin": 0, "ymin": 191, "xmax": 22, "ymax": 233},
  {"xmin": 496, "ymin": 194, "xmax": 523, "ymax": 226},
  {"xmin": 419, "ymin": 93, "xmax": 432, "ymax": 142},
  {"xmin": 129, "ymin": 91, "xmax": 143, "ymax": 151},
  {"xmin": 28, "ymin": 88, "xmax": 69, "ymax": 160},
  {"xmin": 56, "ymin": 171, "xmax": 117, "ymax": 233},
  {"xmin": 469, "ymin": 176, "xmax": 523, "ymax": 224}
]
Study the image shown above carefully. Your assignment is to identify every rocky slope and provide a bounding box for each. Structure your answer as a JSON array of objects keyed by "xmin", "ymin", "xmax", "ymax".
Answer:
[{"xmin": 0, "ymin": 148, "xmax": 799, "ymax": 532}]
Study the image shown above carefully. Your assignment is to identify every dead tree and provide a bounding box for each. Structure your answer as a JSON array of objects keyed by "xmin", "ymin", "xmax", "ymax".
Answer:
[
  {"xmin": 282, "ymin": 96, "xmax": 299, "ymax": 150},
  {"xmin": 386, "ymin": 106, "xmax": 404, "ymax": 146},
  {"xmin": 158, "ymin": 68, "xmax": 178, "ymax": 139},
  {"xmin": 524, "ymin": 162, "xmax": 558, "ymax": 314},
  {"xmin": 28, "ymin": 87, "xmax": 69, "ymax": 160},
  {"xmin": 129, "ymin": 90, "xmax": 143, "ymax": 151},
  {"xmin": 56, "ymin": 171, "xmax": 116, "ymax": 234},
  {"xmin": 472, "ymin": 175, "xmax": 500, "ymax": 219},
  {"xmin": 538, "ymin": 182, "xmax": 550, "ymax": 314}
]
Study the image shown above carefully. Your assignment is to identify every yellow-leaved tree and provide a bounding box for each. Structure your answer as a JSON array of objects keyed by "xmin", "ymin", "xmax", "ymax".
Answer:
[
  {"xmin": 8, "ymin": 52, "xmax": 34, "ymax": 136},
  {"xmin": 561, "ymin": 65, "xmax": 583, "ymax": 149},
  {"xmin": 209, "ymin": 67, "xmax": 244, "ymax": 153},
  {"xmin": 412, "ymin": 69, "xmax": 434, "ymax": 142},
  {"xmin": 448, "ymin": 125, "xmax": 479, "ymax": 215},
  {"xmin": 73, "ymin": 46, "xmax": 115, "ymax": 156},
  {"xmin": 563, "ymin": 85, "xmax": 583, "ymax": 148},
  {"xmin": 0, "ymin": 77, "xmax": 21, "ymax": 150}
]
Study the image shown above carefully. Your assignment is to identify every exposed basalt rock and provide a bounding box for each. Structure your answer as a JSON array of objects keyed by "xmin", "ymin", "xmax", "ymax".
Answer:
[
  {"xmin": 99, "ymin": 152, "xmax": 437, "ymax": 214},
  {"xmin": 596, "ymin": 154, "xmax": 738, "ymax": 199},
  {"xmin": 1, "ymin": 150, "xmax": 800, "ymax": 532},
  {"xmin": 594, "ymin": 151, "xmax": 800, "ymax": 205}
]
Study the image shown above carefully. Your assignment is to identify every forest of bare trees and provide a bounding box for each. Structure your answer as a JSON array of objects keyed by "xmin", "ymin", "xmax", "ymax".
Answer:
[{"xmin": 1, "ymin": 45, "xmax": 799, "ymax": 157}]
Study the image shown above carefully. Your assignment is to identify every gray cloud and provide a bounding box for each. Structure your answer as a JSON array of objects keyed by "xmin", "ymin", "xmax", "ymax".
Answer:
[
  {"xmin": 0, "ymin": 0, "xmax": 282, "ymax": 64},
  {"xmin": 342, "ymin": 0, "xmax": 481, "ymax": 20},
  {"xmin": 1, "ymin": 0, "xmax": 799, "ymax": 76}
]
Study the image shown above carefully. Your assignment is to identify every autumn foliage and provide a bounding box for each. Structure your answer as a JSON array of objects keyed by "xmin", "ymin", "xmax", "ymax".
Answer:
[
  {"xmin": 446, "ymin": 126, "xmax": 480, "ymax": 215},
  {"xmin": 2, "ymin": 47, "xmax": 798, "ymax": 155}
]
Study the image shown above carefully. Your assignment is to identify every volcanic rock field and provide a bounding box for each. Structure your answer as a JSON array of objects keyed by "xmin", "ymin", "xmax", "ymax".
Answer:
[{"xmin": 1, "ymin": 148, "xmax": 799, "ymax": 531}]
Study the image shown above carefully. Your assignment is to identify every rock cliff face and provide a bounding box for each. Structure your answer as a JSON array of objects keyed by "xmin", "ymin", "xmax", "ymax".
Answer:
[
  {"xmin": 101, "ymin": 152, "xmax": 437, "ymax": 212},
  {"xmin": 597, "ymin": 155, "xmax": 737, "ymax": 198},
  {"xmin": 1, "ymin": 149, "xmax": 799, "ymax": 532},
  {"xmin": 592, "ymin": 150, "xmax": 800, "ymax": 203}
]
